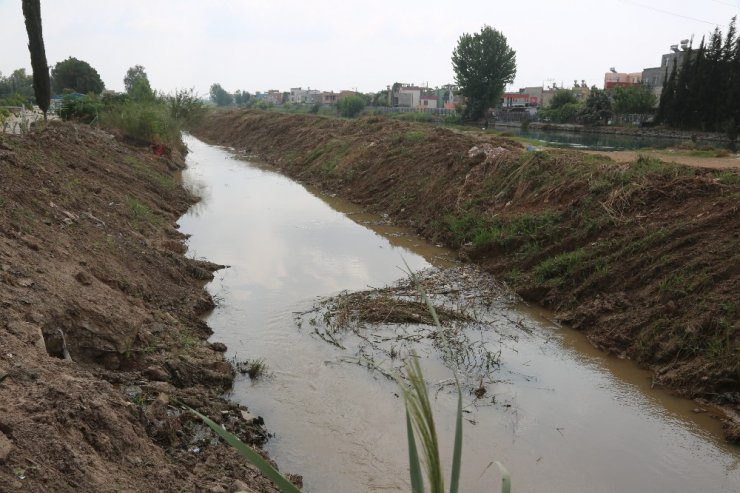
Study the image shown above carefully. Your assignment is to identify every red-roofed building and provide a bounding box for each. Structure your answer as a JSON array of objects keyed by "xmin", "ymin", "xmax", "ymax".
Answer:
[{"xmin": 502, "ymin": 92, "xmax": 538, "ymax": 108}]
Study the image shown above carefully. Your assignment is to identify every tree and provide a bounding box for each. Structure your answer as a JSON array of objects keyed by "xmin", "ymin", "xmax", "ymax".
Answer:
[
  {"xmin": 549, "ymin": 89, "xmax": 577, "ymax": 109},
  {"xmin": 210, "ymin": 83, "xmax": 233, "ymax": 106},
  {"xmin": 371, "ymin": 89, "xmax": 390, "ymax": 107},
  {"xmin": 166, "ymin": 88, "xmax": 206, "ymax": 127},
  {"xmin": 578, "ymin": 87, "xmax": 612, "ymax": 125},
  {"xmin": 234, "ymin": 90, "xmax": 251, "ymax": 107},
  {"xmin": 452, "ymin": 25, "xmax": 516, "ymax": 121},
  {"xmin": 129, "ymin": 77, "xmax": 155, "ymax": 102},
  {"xmin": 612, "ymin": 85, "xmax": 657, "ymax": 115},
  {"xmin": 336, "ymin": 94, "xmax": 366, "ymax": 117},
  {"xmin": 0, "ymin": 69, "xmax": 34, "ymax": 99},
  {"xmin": 124, "ymin": 65, "xmax": 149, "ymax": 94},
  {"xmin": 656, "ymin": 16, "xmax": 740, "ymax": 132},
  {"xmin": 51, "ymin": 57, "xmax": 105, "ymax": 94},
  {"xmin": 657, "ymin": 60, "xmax": 677, "ymax": 124},
  {"xmin": 22, "ymin": 0, "xmax": 50, "ymax": 119}
]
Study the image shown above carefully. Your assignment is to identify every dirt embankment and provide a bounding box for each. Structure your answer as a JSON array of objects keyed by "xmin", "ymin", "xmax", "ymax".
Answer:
[
  {"xmin": 0, "ymin": 123, "xmax": 296, "ymax": 492},
  {"xmin": 194, "ymin": 109, "xmax": 739, "ymax": 442}
]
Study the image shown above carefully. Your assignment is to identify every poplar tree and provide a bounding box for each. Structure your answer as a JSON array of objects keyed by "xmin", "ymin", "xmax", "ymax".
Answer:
[
  {"xmin": 452, "ymin": 25, "xmax": 516, "ymax": 121},
  {"xmin": 22, "ymin": 0, "xmax": 50, "ymax": 120}
]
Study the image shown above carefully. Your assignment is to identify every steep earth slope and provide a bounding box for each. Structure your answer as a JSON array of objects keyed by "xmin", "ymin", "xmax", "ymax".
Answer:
[
  {"xmin": 194, "ymin": 109, "xmax": 739, "ymax": 441},
  {"xmin": 0, "ymin": 122, "xmax": 296, "ymax": 492}
]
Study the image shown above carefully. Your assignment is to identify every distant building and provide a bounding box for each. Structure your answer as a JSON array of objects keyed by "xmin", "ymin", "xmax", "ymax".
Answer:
[
  {"xmin": 434, "ymin": 85, "xmax": 458, "ymax": 109},
  {"xmin": 640, "ymin": 40, "xmax": 692, "ymax": 99},
  {"xmin": 321, "ymin": 91, "xmax": 338, "ymax": 105},
  {"xmin": 418, "ymin": 95, "xmax": 437, "ymax": 109},
  {"xmin": 604, "ymin": 72, "xmax": 642, "ymax": 90},
  {"xmin": 502, "ymin": 92, "xmax": 532, "ymax": 108},
  {"xmin": 393, "ymin": 84, "xmax": 422, "ymax": 107},
  {"xmin": 265, "ymin": 90, "xmax": 283, "ymax": 105},
  {"xmin": 289, "ymin": 87, "xmax": 307, "ymax": 103}
]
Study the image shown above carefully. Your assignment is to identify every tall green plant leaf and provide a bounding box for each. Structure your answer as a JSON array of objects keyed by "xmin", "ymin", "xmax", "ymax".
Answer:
[
  {"xmin": 496, "ymin": 461, "xmax": 511, "ymax": 493},
  {"xmin": 407, "ymin": 409, "xmax": 425, "ymax": 493},
  {"xmin": 183, "ymin": 404, "xmax": 301, "ymax": 493},
  {"xmin": 448, "ymin": 382, "xmax": 463, "ymax": 493}
]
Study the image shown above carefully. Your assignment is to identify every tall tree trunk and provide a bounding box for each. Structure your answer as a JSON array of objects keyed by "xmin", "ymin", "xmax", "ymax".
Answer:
[{"xmin": 22, "ymin": 0, "xmax": 50, "ymax": 121}]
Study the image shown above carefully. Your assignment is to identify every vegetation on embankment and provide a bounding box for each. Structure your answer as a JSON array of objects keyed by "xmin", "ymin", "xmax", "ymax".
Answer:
[
  {"xmin": 0, "ymin": 122, "xmax": 292, "ymax": 491},
  {"xmin": 194, "ymin": 109, "xmax": 739, "ymax": 440}
]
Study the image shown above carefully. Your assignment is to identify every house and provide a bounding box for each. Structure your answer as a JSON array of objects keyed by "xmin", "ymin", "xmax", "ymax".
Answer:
[
  {"xmin": 418, "ymin": 95, "xmax": 437, "ymax": 109},
  {"xmin": 434, "ymin": 85, "xmax": 458, "ymax": 109},
  {"xmin": 265, "ymin": 90, "xmax": 283, "ymax": 105},
  {"xmin": 502, "ymin": 92, "xmax": 531, "ymax": 108},
  {"xmin": 604, "ymin": 71, "xmax": 642, "ymax": 89},
  {"xmin": 501, "ymin": 86, "xmax": 545, "ymax": 108},
  {"xmin": 290, "ymin": 87, "xmax": 323, "ymax": 104},
  {"xmin": 393, "ymin": 84, "xmax": 422, "ymax": 107},
  {"xmin": 641, "ymin": 40, "xmax": 692, "ymax": 98},
  {"xmin": 321, "ymin": 91, "xmax": 338, "ymax": 105},
  {"xmin": 289, "ymin": 87, "xmax": 305, "ymax": 103}
]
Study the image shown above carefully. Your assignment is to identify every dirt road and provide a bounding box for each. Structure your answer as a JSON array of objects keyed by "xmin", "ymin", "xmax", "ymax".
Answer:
[{"xmin": 587, "ymin": 149, "xmax": 740, "ymax": 169}]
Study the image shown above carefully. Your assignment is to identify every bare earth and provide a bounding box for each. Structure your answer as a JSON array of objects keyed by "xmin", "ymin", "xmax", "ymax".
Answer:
[
  {"xmin": 0, "ymin": 123, "xmax": 295, "ymax": 492},
  {"xmin": 587, "ymin": 149, "xmax": 740, "ymax": 169}
]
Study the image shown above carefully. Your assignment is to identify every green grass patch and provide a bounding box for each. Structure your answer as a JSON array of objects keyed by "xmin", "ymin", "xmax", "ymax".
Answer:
[
  {"xmin": 657, "ymin": 273, "xmax": 688, "ymax": 298},
  {"xmin": 392, "ymin": 112, "xmax": 434, "ymax": 123},
  {"xmin": 716, "ymin": 170, "xmax": 740, "ymax": 185},
  {"xmin": 127, "ymin": 198, "xmax": 161, "ymax": 229},
  {"xmin": 622, "ymin": 227, "xmax": 670, "ymax": 255},
  {"xmin": 235, "ymin": 358, "xmax": 268, "ymax": 379},
  {"xmin": 404, "ymin": 130, "xmax": 426, "ymax": 143},
  {"xmin": 533, "ymin": 248, "xmax": 587, "ymax": 283},
  {"xmin": 444, "ymin": 211, "xmax": 562, "ymax": 250},
  {"xmin": 622, "ymin": 155, "xmax": 694, "ymax": 181}
]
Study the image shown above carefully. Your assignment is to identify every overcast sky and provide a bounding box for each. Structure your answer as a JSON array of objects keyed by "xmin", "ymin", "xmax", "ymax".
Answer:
[{"xmin": 1, "ymin": 0, "xmax": 738, "ymax": 96}]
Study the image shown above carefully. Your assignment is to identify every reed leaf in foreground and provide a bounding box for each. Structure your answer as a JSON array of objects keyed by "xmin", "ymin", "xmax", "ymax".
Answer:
[
  {"xmin": 399, "ymin": 259, "xmax": 511, "ymax": 492},
  {"xmin": 181, "ymin": 403, "xmax": 301, "ymax": 493}
]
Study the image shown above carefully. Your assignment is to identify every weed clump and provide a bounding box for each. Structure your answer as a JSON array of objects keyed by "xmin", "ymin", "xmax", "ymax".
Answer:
[{"xmin": 235, "ymin": 358, "xmax": 268, "ymax": 379}]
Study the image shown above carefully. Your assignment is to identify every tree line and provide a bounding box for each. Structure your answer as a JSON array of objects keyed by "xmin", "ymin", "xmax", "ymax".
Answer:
[{"xmin": 657, "ymin": 17, "xmax": 740, "ymax": 139}]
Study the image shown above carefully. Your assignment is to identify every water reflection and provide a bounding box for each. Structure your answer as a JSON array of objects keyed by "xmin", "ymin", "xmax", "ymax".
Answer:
[
  {"xmin": 493, "ymin": 125, "xmax": 731, "ymax": 151},
  {"xmin": 178, "ymin": 135, "xmax": 739, "ymax": 492}
]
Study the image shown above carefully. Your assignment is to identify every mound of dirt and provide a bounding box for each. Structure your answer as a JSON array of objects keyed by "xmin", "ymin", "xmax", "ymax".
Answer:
[
  {"xmin": 194, "ymin": 109, "xmax": 739, "ymax": 442},
  {"xmin": 0, "ymin": 123, "xmax": 297, "ymax": 491}
]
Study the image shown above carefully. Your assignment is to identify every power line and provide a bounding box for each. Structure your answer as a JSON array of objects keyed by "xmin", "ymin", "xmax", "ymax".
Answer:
[
  {"xmin": 708, "ymin": 0, "xmax": 738, "ymax": 9},
  {"xmin": 617, "ymin": 0, "xmax": 721, "ymax": 26}
]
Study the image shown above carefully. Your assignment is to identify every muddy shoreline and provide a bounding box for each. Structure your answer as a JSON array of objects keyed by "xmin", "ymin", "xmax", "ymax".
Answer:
[
  {"xmin": 192, "ymin": 109, "xmax": 739, "ymax": 443},
  {"xmin": 0, "ymin": 123, "xmax": 295, "ymax": 492}
]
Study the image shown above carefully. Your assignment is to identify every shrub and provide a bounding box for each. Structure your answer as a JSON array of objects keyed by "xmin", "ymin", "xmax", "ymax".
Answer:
[
  {"xmin": 166, "ymin": 88, "xmax": 206, "ymax": 127},
  {"xmin": 336, "ymin": 94, "xmax": 367, "ymax": 117},
  {"xmin": 58, "ymin": 94, "xmax": 102, "ymax": 123},
  {"xmin": 101, "ymin": 100, "xmax": 179, "ymax": 147}
]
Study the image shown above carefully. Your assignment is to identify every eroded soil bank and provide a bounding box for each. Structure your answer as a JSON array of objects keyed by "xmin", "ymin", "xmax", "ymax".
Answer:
[
  {"xmin": 193, "ymin": 109, "xmax": 739, "ymax": 442},
  {"xmin": 0, "ymin": 123, "xmax": 296, "ymax": 492}
]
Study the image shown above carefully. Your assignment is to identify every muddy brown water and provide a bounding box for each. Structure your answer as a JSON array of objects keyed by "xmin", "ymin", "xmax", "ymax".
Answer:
[{"xmin": 178, "ymin": 136, "xmax": 739, "ymax": 492}]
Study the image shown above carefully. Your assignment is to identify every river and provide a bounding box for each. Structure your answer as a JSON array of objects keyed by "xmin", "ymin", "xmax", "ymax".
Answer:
[
  {"xmin": 178, "ymin": 135, "xmax": 739, "ymax": 492},
  {"xmin": 491, "ymin": 125, "xmax": 732, "ymax": 151}
]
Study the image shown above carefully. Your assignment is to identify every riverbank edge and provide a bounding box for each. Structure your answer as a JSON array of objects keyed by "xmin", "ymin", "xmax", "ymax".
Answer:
[
  {"xmin": 0, "ymin": 122, "xmax": 294, "ymax": 492},
  {"xmin": 192, "ymin": 109, "xmax": 739, "ymax": 444},
  {"xmin": 494, "ymin": 120, "xmax": 733, "ymax": 144}
]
